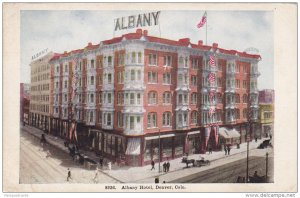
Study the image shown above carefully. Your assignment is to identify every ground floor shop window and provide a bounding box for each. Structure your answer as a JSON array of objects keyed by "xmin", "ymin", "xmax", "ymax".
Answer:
[
  {"xmin": 144, "ymin": 140, "xmax": 152, "ymax": 162},
  {"xmin": 152, "ymin": 139, "xmax": 159, "ymax": 161},
  {"xmin": 188, "ymin": 135, "xmax": 201, "ymax": 154},
  {"xmin": 174, "ymin": 136, "xmax": 184, "ymax": 156},
  {"xmin": 162, "ymin": 138, "xmax": 172, "ymax": 159}
]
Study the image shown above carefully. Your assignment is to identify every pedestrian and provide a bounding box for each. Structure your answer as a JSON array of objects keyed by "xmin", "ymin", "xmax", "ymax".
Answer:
[
  {"xmin": 224, "ymin": 146, "xmax": 227, "ymax": 155},
  {"xmin": 99, "ymin": 156, "xmax": 103, "ymax": 167},
  {"xmin": 151, "ymin": 160, "xmax": 155, "ymax": 170},
  {"xmin": 227, "ymin": 146, "xmax": 231, "ymax": 155},
  {"xmin": 163, "ymin": 162, "xmax": 166, "ymax": 172},
  {"xmin": 255, "ymin": 137, "xmax": 258, "ymax": 142},
  {"xmin": 166, "ymin": 161, "xmax": 170, "ymax": 172},
  {"xmin": 67, "ymin": 168, "xmax": 72, "ymax": 181},
  {"xmin": 209, "ymin": 146, "xmax": 212, "ymax": 154},
  {"xmin": 108, "ymin": 161, "xmax": 112, "ymax": 171}
]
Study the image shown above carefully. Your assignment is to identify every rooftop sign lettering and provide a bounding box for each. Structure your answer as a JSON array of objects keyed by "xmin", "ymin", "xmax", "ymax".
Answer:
[{"xmin": 114, "ymin": 11, "xmax": 161, "ymax": 31}]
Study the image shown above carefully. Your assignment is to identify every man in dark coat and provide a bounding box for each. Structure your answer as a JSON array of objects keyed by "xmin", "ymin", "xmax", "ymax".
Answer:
[
  {"xmin": 227, "ymin": 146, "xmax": 231, "ymax": 155},
  {"xmin": 163, "ymin": 162, "xmax": 167, "ymax": 172},
  {"xmin": 166, "ymin": 161, "xmax": 170, "ymax": 172},
  {"xmin": 67, "ymin": 168, "xmax": 72, "ymax": 181},
  {"xmin": 151, "ymin": 160, "xmax": 155, "ymax": 170}
]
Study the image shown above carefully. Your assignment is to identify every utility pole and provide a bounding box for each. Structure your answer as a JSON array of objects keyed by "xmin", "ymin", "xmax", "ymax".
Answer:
[
  {"xmin": 158, "ymin": 129, "xmax": 161, "ymax": 173},
  {"xmin": 266, "ymin": 152, "xmax": 269, "ymax": 182}
]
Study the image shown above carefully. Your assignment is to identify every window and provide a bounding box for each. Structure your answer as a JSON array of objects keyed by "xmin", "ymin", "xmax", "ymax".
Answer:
[
  {"xmin": 64, "ymin": 80, "xmax": 68, "ymax": 88},
  {"xmin": 130, "ymin": 116, "xmax": 135, "ymax": 130},
  {"xmin": 191, "ymin": 111, "xmax": 198, "ymax": 124},
  {"xmin": 235, "ymin": 109, "xmax": 240, "ymax": 119},
  {"xmin": 107, "ymin": 73, "xmax": 112, "ymax": 84},
  {"xmin": 148, "ymin": 72, "xmax": 158, "ymax": 83},
  {"xmin": 107, "ymin": 93, "xmax": 112, "ymax": 104},
  {"xmin": 163, "ymin": 112, "xmax": 171, "ymax": 126},
  {"xmin": 90, "ymin": 94, "xmax": 94, "ymax": 103},
  {"xmin": 192, "ymin": 58, "xmax": 198, "ymax": 69},
  {"xmin": 117, "ymin": 92, "xmax": 123, "ymax": 105},
  {"xmin": 56, "ymin": 66, "xmax": 59, "ymax": 73},
  {"xmin": 163, "ymin": 92, "xmax": 171, "ymax": 104},
  {"xmin": 91, "ymin": 76, "xmax": 94, "ymax": 85},
  {"xmin": 191, "ymin": 93, "xmax": 197, "ymax": 104},
  {"xmin": 147, "ymin": 112, "xmax": 157, "ymax": 128},
  {"xmin": 137, "ymin": 93, "xmax": 141, "ymax": 105},
  {"xmin": 138, "ymin": 52, "xmax": 142, "ymax": 63},
  {"xmin": 64, "ymin": 94, "xmax": 67, "ymax": 102},
  {"xmin": 130, "ymin": 93, "xmax": 135, "ymax": 105},
  {"xmin": 119, "ymin": 53, "xmax": 124, "ymax": 66},
  {"xmin": 184, "ymin": 57, "xmax": 189, "ymax": 67},
  {"xmin": 236, "ymin": 64, "xmax": 240, "ymax": 73},
  {"xmin": 56, "ymin": 82, "xmax": 59, "ymax": 89},
  {"xmin": 243, "ymin": 65, "xmax": 247, "ymax": 73},
  {"xmin": 191, "ymin": 76, "xmax": 197, "ymax": 86},
  {"xmin": 243, "ymin": 109, "xmax": 248, "ymax": 118},
  {"xmin": 64, "ymin": 64, "xmax": 68, "ymax": 72},
  {"xmin": 131, "ymin": 52, "xmax": 136, "ymax": 64},
  {"xmin": 243, "ymin": 94, "xmax": 248, "ymax": 103},
  {"xmin": 99, "ymin": 92, "xmax": 102, "ymax": 104},
  {"xmin": 148, "ymin": 91, "xmax": 157, "ymax": 105},
  {"xmin": 117, "ymin": 112, "xmax": 123, "ymax": 127},
  {"xmin": 149, "ymin": 54, "xmax": 157, "ymax": 66},
  {"xmin": 106, "ymin": 113, "xmax": 112, "ymax": 126},
  {"xmin": 163, "ymin": 73, "xmax": 171, "ymax": 84},
  {"xmin": 243, "ymin": 80, "xmax": 247, "ymax": 89},
  {"xmin": 137, "ymin": 70, "xmax": 141, "ymax": 81},
  {"xmin": 108, "ymin": 56, "xmax": 112, "ymax": 67},
  {"xmin": 235, "ymin": 79, "xmax": 240, "ymax": 88},
  {"xmin": 89, "ymin": 111, "xmax": 94, "ymax": 122},
  {"xmin": 164, "ymin": 55, "xmax": 172, "ymax": 66},
  {"xmin": 131, "ymin": 69, "xmax": 135, "ymax": 81},
  {"xmin": 91, "ymin": 59, "xmax": 95, "ymax": 68},
  {"xmin": 235, "ymin": 94, "xmax": 240, "ymax": 103}
]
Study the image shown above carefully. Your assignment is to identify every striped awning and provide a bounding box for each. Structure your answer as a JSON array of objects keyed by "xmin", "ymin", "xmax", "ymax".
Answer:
[{"xmin": 125, "ymin": 138, "xmax": 141, "ymax": 155}]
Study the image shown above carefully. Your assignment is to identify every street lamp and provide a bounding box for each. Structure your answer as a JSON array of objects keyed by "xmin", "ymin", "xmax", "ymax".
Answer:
[
  {"xmin": 158, "ymin": 129, "xmax": 161, "ymax": 173},
  {"xmin": 266, "ymin": 152, "xmax": 269, "ymax": 182}
]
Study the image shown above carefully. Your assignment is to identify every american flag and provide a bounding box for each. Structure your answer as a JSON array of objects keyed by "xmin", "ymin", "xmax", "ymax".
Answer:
[
  {"xmin": 197, "ymin": 11, "xmax": 207, "ymax": 28},
  {"xmin": 71, "ymin": 57, "xmax": 80, "ymax": 117},
  {"xmin": 209, "ymin": 106, "xmax": 215, "ymax": 117},
  {"xmin": 208, "ymin": 73, "xmax": 215, "ymax": 83},
  {"xmin": 209, "ymin": 55, "xmax": 216, "ymax": 66}
]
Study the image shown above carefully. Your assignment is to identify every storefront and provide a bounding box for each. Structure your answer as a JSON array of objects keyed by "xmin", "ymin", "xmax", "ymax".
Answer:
[{"xmin": 219, "ymin": 127, "xmax": 241, "ymax": 147}]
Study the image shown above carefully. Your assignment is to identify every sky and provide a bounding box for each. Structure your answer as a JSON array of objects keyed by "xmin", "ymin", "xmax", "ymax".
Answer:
[{"xmin": 21, "ymin": 10, "xmax": 273, "ymax": 90}]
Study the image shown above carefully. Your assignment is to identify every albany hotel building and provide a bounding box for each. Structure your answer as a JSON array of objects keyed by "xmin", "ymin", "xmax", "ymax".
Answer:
[{"xmin": 48, "ymin": 29, "xmax": 261, "ymax": 166}]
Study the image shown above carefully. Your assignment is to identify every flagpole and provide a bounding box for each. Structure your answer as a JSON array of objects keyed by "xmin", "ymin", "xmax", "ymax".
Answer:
[{"xmin": 206, "ymin": 12, "xmax": 208, "ymax": 45}]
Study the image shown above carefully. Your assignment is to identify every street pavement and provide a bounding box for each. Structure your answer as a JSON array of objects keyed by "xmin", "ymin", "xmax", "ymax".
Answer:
[{"xmin": 21, "ymin": 125, "xmax": 273, "ymax": 183}]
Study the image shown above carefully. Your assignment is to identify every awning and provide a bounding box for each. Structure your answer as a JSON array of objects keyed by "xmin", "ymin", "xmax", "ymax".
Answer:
[
  {"xmin": 145, "ymin": 134, "xmax": 175, "ymax": 140},
  {"xmin": 187, "ymin": 131, "xmax": 200, "ymax": 135},
  {"xmin": 125, "ymin": 138, "xmax": 141, "ymax": 155},
  {"xmin": 219, "ymin": 127, "xmax": 240, "ymax": 139}
]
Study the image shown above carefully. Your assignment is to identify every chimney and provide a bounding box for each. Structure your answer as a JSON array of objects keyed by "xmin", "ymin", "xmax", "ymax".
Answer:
[
  {"xmin": 213, "ymin": 43, "xmax": 218, "ymax": 48},
  {"xmin": 198, "ymin": 40, "xmax": 203, "ymax": 46},
  {"xmin": 178, "ymin": 38, "xmax": 190, "ymax": 43},
  {"xmin": 136, "ymin": 29, "xmax": 142, "ymax": 35},
  {"xmin": 143, "ymin": 30, "xmax": 148, "ymax": 36},
  {"xmin": 88, "ymin": 42, "xmax": 92, "ymax": 46}
]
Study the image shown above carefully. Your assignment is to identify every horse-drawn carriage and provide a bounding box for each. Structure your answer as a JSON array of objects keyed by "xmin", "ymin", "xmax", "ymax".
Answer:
[
  {"xmin": 181, "ymin": 156, "xmax": 210, "ymax": 168},
  {"xmin": 258, "ymin": 139, "xmax": 273, "ymax": 149}
]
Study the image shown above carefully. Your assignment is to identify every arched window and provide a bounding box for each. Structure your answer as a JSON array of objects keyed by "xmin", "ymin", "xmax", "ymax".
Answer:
[
  {"xmin": 235, "ymin": 109, "xmax": 240, "ymax": 119},
  {"xmin": 243, "ymin": 94, "xmax": 248, "ymax": 103},
  {"xmin": 163, "ymin": 92, "xmax": 171, "ymax": 104},
  {"xmin": 235, "ymin": 93, "xmax": 240, "ymax": 103},
  {"xmin": 138, "ymin": 52, "xmax": 142, "ymax": 63},
  {"xmin": 191, "ymin": 111, "xmax": 198, "ymax": 124},
  {"xmin": 163, "ymin": 112, "xmax": 171, "ymax": 126},
  {"xmin": 148, "ymin": 91, "xmax": 157, "ymax": 105},
  {"xmin": 147, "ymin": 112, "xmax": 157, "ymax": 128}
]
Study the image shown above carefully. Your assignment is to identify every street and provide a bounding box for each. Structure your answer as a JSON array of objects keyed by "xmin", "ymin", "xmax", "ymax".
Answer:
[
  {"xmin": 20, "ymin": 130, "xmax": 119, "ymax": 184},
  {"xmin": 172, "ymin": 154, "xmax": 274, "ymax": 183}
]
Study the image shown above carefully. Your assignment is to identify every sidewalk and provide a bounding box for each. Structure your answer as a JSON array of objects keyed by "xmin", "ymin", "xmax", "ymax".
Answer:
[{"xmin": 22, "ymin": 125, "xmax": 270, "ymax": 183}]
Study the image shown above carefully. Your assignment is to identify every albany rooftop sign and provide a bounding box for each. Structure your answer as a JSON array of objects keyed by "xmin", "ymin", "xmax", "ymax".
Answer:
[{"xmin": 114, "ymin": 11, "xmax": 161, "ymax": 31}]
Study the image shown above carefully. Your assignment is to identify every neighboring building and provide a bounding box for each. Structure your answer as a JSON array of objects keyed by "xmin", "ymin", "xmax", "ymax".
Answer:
[
  {"xmin": 258, "ymin": 89, "xmax": 274, "ymax": 138},
  {"xmin": 20, "ymin": 83, "xmax": 30, "ymax": 124},
  {"xmin": 49, "ymin": 29, "xmax": 261, "ymax": 166},
  {"xmin": 29, "ymin": 52, "xmax": 54, "ymax": 132}
]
